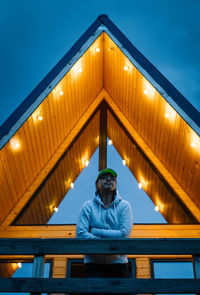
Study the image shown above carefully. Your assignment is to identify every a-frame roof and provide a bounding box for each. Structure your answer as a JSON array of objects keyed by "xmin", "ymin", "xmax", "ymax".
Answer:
[{"xmin": 0, "ymin": 15, "xmax": 200, "ymax": 226}]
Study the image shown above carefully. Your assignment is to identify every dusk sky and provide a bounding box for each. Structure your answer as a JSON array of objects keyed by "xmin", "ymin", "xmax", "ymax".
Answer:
[{"xmin": 1, "ymin": 0, "xmax": 199, "ymax": 286}]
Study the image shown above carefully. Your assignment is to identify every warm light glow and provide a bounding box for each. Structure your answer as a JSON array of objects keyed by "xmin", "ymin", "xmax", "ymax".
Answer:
[
  {"xmin": 124, "ymin": 66, "xmax": 128, "ymax": 71},
  {"xmin": 108, "ymin": 139, "xmax": 113, "ymax": 145},
  {"xmin": 18, "ymin": 262, "xmax": 22, "ymax": 268},
  {"xmin": 155, "ymin": 205, "xmax": 160, "ymax": 212},
  {"xmin": 165, "ymin": 104, "xmax": 176, "ymax": 122},
  {"xmin": 85, "ymin": 160, "xmax": 89, "ymax": 167},
  {"xmin": 37, "ymin": 115, "xmax": 43, "ymax": 121},
  {"xmin": 138, "ymin": 182, "xmax": 143, "ymax": 189},
  {"xmin": 165, "ymin": 113, "xmax": 170, "ymax": 118},
  {"xmin": 122, "ymin": 160, "xmax": 126, "ymax": 166},
  {"xmin": 10, "ymin": 138, "xmax": 20, "ymax": 150},
  {"xmin": 59, "ymin": 90, "xmax": 64, "ymax": 96},
  {"xmin": 78, "ymin": 67, "xmax": 82, "ymax": 72},
  {"xmin": 143, "ymin": 80, "xmax": 155, "ymax": 97},
  {"xmin": 95, "ymin": 48, "xmax": 100, "ymax": 52},
  {"xmin": 190, "ymin": 131, "xmax": 200, "ymax": 149},
  {"xmin": 70, "ymin": 182, "xmax": 74, "ymax": 189},
  {"xmin": 54, "ymin": 207, "xmax": 58, "ymax": 212}
]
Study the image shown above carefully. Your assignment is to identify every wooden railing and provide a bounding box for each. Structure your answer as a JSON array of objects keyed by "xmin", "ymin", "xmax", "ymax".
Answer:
[{"xmin": 0, "ymin": 238, "xmax": 200, "ymax": 293}]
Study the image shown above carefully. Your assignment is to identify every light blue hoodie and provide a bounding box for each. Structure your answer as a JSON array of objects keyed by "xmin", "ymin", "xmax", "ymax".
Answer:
[{"xmin": 76, "ymin": 192, "xmax": 133, "ymax": 264}]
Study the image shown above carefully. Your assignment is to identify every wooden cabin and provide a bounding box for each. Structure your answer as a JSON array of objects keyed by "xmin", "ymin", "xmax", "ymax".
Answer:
[{"xmin": 0, "ymin": 15, "xmax": 200, "ymax": 293}]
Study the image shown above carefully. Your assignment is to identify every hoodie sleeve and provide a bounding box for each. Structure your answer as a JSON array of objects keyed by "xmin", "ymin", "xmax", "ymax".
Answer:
[
  {"xmin": 76, "ymin": 202, "xmax": 100, "ymax": 239},
  {"xmin": 91, "ymin": 201, "xmax": 133, "ymax": 239}
]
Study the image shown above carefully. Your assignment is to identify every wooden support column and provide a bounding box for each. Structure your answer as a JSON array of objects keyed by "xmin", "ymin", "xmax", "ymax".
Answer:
[
  {"xmin": 136, "ymin": 257, "xmax": 151, "ymax": 295},
  {"xmin": 99, "ymin": 101, "xmax": 107, "ymax": 171},
  {"xmin": 52, "ymin": 257, "xmax": 67, "ymax": 295}
]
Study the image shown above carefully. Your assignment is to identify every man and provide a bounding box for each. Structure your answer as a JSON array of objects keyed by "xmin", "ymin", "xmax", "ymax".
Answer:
[{"xmin": 76, "ymin": 168, "xmax": 133, "ymax": 278}]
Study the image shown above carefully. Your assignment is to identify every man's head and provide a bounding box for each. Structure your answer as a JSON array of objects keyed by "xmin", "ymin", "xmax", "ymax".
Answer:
[{"xmin": 95, "ymin": 168, "xmax": 117, "ymax": 195}]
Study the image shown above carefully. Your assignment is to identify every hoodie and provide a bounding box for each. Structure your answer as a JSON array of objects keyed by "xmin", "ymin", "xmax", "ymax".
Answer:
[{"xmin": 76, "ymin": 192, "xmax": 133, "ymax": 264}]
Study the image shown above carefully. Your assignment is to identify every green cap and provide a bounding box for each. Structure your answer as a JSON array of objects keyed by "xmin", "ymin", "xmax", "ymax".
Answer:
[{"xmin": 97, "ymin": 168, "xmax": 117, "ymax": 180}]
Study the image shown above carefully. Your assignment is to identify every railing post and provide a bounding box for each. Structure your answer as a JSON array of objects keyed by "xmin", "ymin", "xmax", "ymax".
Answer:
[{"xmin": 31, "ymin": 255, "xmax": 44, "ymax": 295}]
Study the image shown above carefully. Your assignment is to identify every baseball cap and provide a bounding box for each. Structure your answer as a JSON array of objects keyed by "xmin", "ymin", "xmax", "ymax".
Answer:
[{"xmin": 97, "ymin": 168, "xmax": 117, "ymax": 180}]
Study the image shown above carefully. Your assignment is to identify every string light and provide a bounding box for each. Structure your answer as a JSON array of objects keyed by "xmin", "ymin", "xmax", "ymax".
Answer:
[
  {"xmin": 138, "ymin": 182, "xmax": 143, "ymax": 189},
  {"xmin": 10, "ymin": 138, "xmax": 20, "ymax": 150},
  {"xmin": 108, "ymin": 139, "xmax": 113, "ymax": 145},
  {"xmin": 18, "ymin": 263, "xmax": 22, "ymax": 268},
  {"xmin": 85, "ymin": 160, "xmax": 89, "ymax": 167},
  {"xmin": 37, "ymin": 115, "xmax": 43, "ymax": 121},
  {"xmin": 122, "ymin": 160, "xmax": 126, "ymax": 166},
  {"xmin": 54, "ymin": 207, "xmax": 58, "ymax": 213},
  {"xmin": 155, "ymin": 205, "xmax": 160, "ymax": 212},
  {"xmin": 165, "ymin": 113, "xmax": 170, "ymax": 118},
  {"xmin": 70, "ymin": 182, "xmax": 74, "ymax": 189}
]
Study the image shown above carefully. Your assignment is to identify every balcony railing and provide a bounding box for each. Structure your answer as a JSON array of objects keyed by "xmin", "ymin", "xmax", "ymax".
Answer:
[{"xmin": 0, "ymin": 238, "xmax": 200, "ymax": 293}]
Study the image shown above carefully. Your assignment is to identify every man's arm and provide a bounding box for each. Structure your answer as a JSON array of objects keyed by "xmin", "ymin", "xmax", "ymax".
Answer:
[
  {"xmin": 76, "ymin": 203, "xmax": 100, "ymax": 239},
  {"xmin": 91, "ymin": 201, "xmax": 133, "ymax": 239}
]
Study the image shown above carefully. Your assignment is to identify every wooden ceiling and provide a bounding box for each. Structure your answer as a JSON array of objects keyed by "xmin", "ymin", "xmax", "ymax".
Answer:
[{"xmin": 0, "ymin": 31, "xmax": 200, "ymax": 225}]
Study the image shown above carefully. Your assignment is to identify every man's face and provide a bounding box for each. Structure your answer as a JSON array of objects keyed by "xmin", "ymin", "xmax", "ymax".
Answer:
[{"xmin": 97, "ymin": 173, "xmax": 116, "ymax": 192}]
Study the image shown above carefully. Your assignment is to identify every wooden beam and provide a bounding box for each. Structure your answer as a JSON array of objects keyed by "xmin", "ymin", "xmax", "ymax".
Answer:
[
  {"xmin": 103, "ymin": 89, "xmax": 200, "ymax": 222},
  {"xmin": 2, "ymin": 224, "xmax": 200, "ymax": 239},
  {"xmin": 99, "ymin": 100, "xmax": 107, "ymax": 170},
  {"xmin": 1, "ymin": 89, "xmax": 105, "ymax": 226},
  {"xmin": 0, "ymin": 278, "xmax": 200, "ymax": 293},
  {"xmin": 0, "ymin": 238, "xmax": 200, "ymax": 255}
]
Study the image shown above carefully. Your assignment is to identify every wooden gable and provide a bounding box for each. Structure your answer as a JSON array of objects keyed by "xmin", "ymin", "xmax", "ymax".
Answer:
[{"xmin": 0, "ymin": 15, "xmax": 200, "ymax": 226}]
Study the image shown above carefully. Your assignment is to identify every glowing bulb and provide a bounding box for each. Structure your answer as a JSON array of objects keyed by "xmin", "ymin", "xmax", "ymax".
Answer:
[
  {"xmin": 144, "ymin": 89, "xmax": 148, "ymax": 95},
  {"xmin": 124, "ymin": 66, "xmax": 128, "ymax": 71},
  {"xmin": 191, "ymin": 141, "xmax": 196, "ymax": 147},
  {"xmin": 155, "ymin": 205, "xmax": 160, "ymax": 212},
  {"xmin": 95, "ymin": 48, "xmax": 100, "ymax": 52},
  {"xmin": 37, "ymin": 115, "xmax": 43, "ymax": 121},
  {"xmin": 85, "ymin": 160, "xmax": 89, "ymax": 167},
  {"xmin": 54, "ymin": 207, "xmax": 58, "ymax": 212},
  {"xmin": 59, "ymin": 90, "xmax": 63, "ymax": 96},
  {"xmin": 18, "ymin": 263, "xmax": 22, "ymax": 268},
  {"xmin": 78, "ymin": 67, "xmax": 82, "ymax": 73},
  {"xmin": 165, "ymin": 113, "xmax": 170, "ymax": 118},
  {"xmin": 10, "ymin": 138, "xmax": 20, "ymax": 150},
  {"xmin": 108, "ymin": 139, "xmax": 113, "ymax": 145},
  {"xmin": 138, "ymin": 182, "xmax": 143, "ymax": 189},
  {"xmin": 70, "ymin": 182, "xmax": 74, "ymax": 189},
  {"xmin": 122, "ymin": 160, "xmax": 126, "ymax": 166}
]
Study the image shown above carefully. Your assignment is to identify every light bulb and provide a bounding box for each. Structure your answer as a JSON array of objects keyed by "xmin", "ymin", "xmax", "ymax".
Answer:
[
  {"xmin": 124, "ymin": 66, "xmax": 128, "ymax": 71},
  {"xmin": 108, "ymin": 139, "xmax": 113, "ymax": 145},
  {"xmin": 95, "ymin": 48, "xmax": 100, "ymax": 52},
  {"xmin": 122, "ymin": 160, "xmax": 126, "ymax": 166},
  {"xmin": 70, "ymin": 182, "xmax": 74, "ymax": 188},
  {"xmin": 155, "ymin": 205, "xmax": 160, "ymax": 212},
  {"xmin": 144, "ymin": 89, "xmax": 148, "ymax": 95},
  {"xmin": 10, "ymin": 138, "xmax": 20, "ymax": 150},
  {"xmin": 165, "ymin": 113, "xmax": 170, "ymax": 118},
  {"xmin": 78, "ymin": 67, "xmax": 82, "ymax": 73},
  {"xmin": 138, "ymin": 182, "xmax": 143, "ymax": 189},
  {"xmin": 18, "ymin": 262, "xmax": 22, "ymax": 268},
  {"xmin": 59, "ymin": 91, "xmax": 64, "ymax": 96},
  {"xmin": 37, "ymin": 115, "xmax": 43, "ymax": 121},
  {"xmin": 85, "ymin": 160, "xmax": 89, "ymax": 167},
  {"xmin": 54, "ymin": 207, "xmax": 58, "ymax": 212}
]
